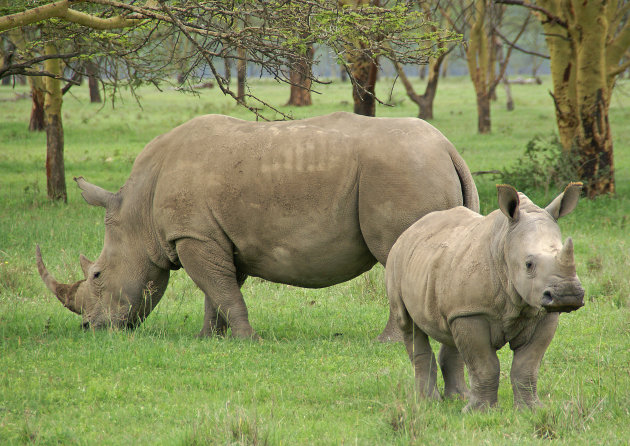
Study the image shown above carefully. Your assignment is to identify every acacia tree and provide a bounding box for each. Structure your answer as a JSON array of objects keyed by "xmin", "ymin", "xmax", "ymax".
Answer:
[
  {"xmin": 1, "ymin": 0, "xmax": 454, "ymax": 201},
  {"xmin": 338, "ymin": 0, "xmax": 380, "ymax": 116},
  {"xmin": 392, "ymin": 0, "xmax": 458, "ymax": 120},
  {"xmin": 500, "ymin": 0, "xmax": 630, "ymax": 197},
  {"xmin": 443, "ymin": 0, "xmax": 529, "ymax": 134}
]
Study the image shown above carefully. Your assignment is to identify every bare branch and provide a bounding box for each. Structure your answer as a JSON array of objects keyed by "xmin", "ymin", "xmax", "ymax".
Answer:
[
  {"xmin": 494, "ymin": 27, "xmax": 549, "ymax": 59},
  {"xmin": 495, "ymin": 0, "xmax": 567, "ymax": 28}
]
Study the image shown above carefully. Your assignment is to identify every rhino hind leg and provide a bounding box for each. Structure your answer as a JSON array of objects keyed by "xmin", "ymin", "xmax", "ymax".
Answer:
[
  {"xmin": 176, "ymin": 238, "xmax": 258, "ymax": 340},
  {"xmin": 402, "ymin": 324, "xmax": 442, "ymax": 401},
  {"xmin": 438, "ymin": 344, "xmax": 469, "ymax": 399}
]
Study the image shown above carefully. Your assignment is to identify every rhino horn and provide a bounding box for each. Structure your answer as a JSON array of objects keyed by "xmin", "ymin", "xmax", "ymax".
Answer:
[
  {"xmin": 36, "ymin": 245, "xmax": 85, "ymax": 315},
  {"xmin": 74, "ymin": 176, "xmax": 120, "ymax": 210},
  {"xmin": 558, "ymin": 237, "xmax": 575, "ymax": 267}
]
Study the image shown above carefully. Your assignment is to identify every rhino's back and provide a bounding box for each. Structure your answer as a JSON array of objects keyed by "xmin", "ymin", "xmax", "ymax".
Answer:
[{"xmin": 133, "ymin": 112, "xmax": 468, "ymax": 287}]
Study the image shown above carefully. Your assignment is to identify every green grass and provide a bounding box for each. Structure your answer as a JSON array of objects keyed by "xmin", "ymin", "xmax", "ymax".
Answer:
[{"xmin": 1, "ymin": 75, "xmax": 629, "ymax": 445}]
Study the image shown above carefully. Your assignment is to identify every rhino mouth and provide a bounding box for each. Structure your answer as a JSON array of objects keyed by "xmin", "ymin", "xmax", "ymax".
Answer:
[{"xmin": 541, "ymin": 289, "xmax": 585, "ymax": 313}]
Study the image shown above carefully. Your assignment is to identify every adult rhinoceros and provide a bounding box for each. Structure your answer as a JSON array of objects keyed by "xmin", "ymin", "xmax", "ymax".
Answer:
[{"xmin": 36, "ymin": 111, "xmax": 478, "ymax": 340}]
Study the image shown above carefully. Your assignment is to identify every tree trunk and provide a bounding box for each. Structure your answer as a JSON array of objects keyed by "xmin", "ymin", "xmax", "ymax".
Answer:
[
  {"xmin": 237, "ymin": 46, "xmax": 247, "ymax": 104},
  {"xmin": 394, "ymin": 52, "xmax": 446, "ymax": 121},
  {"xmin": 85, "ymin": 61, "xmax": 101, "ymax": 103},
  {"xmin": 572, "ymin": 2, "xmax": 614, "ymax": 196},
  {"xmin": 476, "ymin": 90, "xmax": 491, "ymax": 134},
  {"xmin": 287, "ymin": 44, "xmax": 314, "ymax": 106},
  {"xmin": 503, "ymin": 76, "xmax": 514, "ymax": 111},
  {"xmin": 43, "ymin": 43, "xmax": 66, "ymax": 202},
  {"xmin": 350, "ymin": 55, "xmax": 378, "ymax": 116},
  {"xmin": 340, "ymin": 0, "xmax": 379, "ymax": 116},
  {"xmin": 29, "ymin": 77, "xmax": 45, "ymax": 131},
  {"xmin": 535, "ymin": 0, "xmax": 616, "ymax": 197},
  {"xmin": 465, "ymin": 0, "xmax": 492, "ymax": 134},
  {"xmin": 224, "ymin": 57, "xmax": 231, "ymax": 85}
]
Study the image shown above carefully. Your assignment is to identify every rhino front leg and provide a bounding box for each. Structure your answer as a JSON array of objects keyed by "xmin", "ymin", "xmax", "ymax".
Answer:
[
  {"xmin": 198, "ymin": 271, "xmax": 247, "ymax": 337},
  {"xmin": 451, "ymin": 316, "xmax": 500, "ymax": 412},
  {"xmin": 510, "ymin": 313, "xmax": 558, "ymax": 409},
  {"xmin": 402, "ymin": 324, "xmax": 441, "ymax": 400},
  {"xmin": 176, "ymin": 238, "xmax": 257, "ymax": 339},
  {"xmin": 438, "ymin": 344, "xmax": 469, "ymax": 399}
]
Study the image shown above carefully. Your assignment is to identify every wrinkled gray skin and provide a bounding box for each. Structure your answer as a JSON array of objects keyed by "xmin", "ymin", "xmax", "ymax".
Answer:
[
  {"xmin": 386, "ymin": 183, "xmax": 584, "ymax": 411},
  {"xmin": 36, "ymin": 111, "xmax": 479, "ymax": 340}
]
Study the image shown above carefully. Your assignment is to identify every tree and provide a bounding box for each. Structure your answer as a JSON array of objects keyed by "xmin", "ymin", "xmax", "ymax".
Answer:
[
  {"xmin": 339, "ymin": 0, "xmax": 380, "ymax": 116},
  {"xmin": 500, "ymin": 0, "xmax": 630, "ymax": 197},
  {"xmin": 1, "ymin": 0, "xmax": 456, "ymax": 200},
  {"xmin": 392, "ymin": 0, "xmax": 457, "ymax": 120},
  {"xmin": 286, "ymin": 42, "xmax": 314, "ymax": 107},
  {"xmin": 437, "ymin": 1, "xmax": 530, "ymax": 133}
]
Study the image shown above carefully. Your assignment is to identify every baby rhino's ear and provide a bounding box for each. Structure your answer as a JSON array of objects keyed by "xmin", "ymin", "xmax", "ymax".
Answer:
[
  {"xmin": 497, "ymin": 184, "xmax": 520, "ymax": 222},
  {"xmin": 546, "ymin": 182, "xmax": 582, "ymax": 220}
]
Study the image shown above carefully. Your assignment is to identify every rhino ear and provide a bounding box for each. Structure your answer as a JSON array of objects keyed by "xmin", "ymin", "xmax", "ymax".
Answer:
[
  {"xmin": 74, "ymin": 176, "xmax": 120, "ymax": 210},
  {"xmin": 497, "ymin": 184, "xmax": 520, "ymax": 222},
  {"xmin": 79, "ymin": 254, "xmax": 93, "ymax": 279},
  {"xmin": 546, "ymin": 182, "xmax": 582, "ymax": 220}
]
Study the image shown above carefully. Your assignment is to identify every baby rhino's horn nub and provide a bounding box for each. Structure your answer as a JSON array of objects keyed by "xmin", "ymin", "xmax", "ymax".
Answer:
[{"xmin": 558, "ymin": 237, "xmax": 575, "ymax": 266}]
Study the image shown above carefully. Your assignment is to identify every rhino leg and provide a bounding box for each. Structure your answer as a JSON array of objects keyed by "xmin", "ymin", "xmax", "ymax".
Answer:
[
  {"xmin": 438, "ymin": 344, "xmax": 469, "ymax": 399},
  {"xmin": 198, "ymin": 272, "xmax": 248, "ymax": 338},
  {"xmin": 510, "ymin": 313, "xmax": 558, "ymax": 409},
  {"xmin": 451, "ymin": 317, "xmax": 500, "ymax": 412},
  {"xmin": 176, "ymin": 238, "xmax": 258, "ymax": 340},
  {"xmin": 377, "ymin": 312, "xmax": 404, "ymax": 343},
  {"xmin": 402, "ymin": 324, "xmax": 442, "ymax": 400},
  {"xmin": 198, "ymin": 296, "xmax": 228, "ymax": 337}
]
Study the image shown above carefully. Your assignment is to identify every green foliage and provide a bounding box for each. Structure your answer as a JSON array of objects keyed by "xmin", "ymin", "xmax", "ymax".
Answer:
[
  {"xmin": 0, "ymin": 76, "xmax": 629, "ymax": 444},
  {"xmin": 499, "ymin": 134, "xmax": 579, "ymax": 199}
]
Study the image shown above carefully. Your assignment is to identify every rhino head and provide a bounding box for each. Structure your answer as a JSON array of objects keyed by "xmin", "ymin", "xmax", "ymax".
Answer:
[
  {"xmin": 36, "ymin": 177, "xmax": 170, "ymax": 329},
  {"xmin": 497, "ymin": 182, "xmax": 585, "ymax": 313}
]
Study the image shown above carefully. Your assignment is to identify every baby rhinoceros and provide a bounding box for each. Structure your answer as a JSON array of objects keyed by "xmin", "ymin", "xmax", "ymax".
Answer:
[{"xmin": 385, "ymin": 183, "xmax": 585, "ymax": 412}]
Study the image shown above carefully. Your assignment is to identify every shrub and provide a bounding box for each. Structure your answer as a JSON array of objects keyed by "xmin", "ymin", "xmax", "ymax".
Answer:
[{"xmin": 499, "ymin": 135, "xmax": 579, "ymax": 198}]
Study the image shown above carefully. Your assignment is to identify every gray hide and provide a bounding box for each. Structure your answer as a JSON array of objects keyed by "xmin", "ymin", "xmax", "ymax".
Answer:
[
  {"xmin": 36, "ymin": 111, "xmax": 479, "ymax": 340},
  {"xmin": 386, "ymin": 183, "xmax": 584, "ymax": 411}
]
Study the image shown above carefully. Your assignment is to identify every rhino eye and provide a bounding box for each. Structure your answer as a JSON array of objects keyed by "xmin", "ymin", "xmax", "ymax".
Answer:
[
  {"xmin": 93, "ymin": 271, "xmax": 101, "ymax": 279},
  {"xmin": 525, "ymin": 260, "xmax": 534, "ymax": 270}
]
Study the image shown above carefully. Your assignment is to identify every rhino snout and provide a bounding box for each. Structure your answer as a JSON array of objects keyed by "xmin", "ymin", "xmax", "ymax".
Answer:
[{"xmin": 541, "ymin": 283, "xmax": 585, "ymax": 313}]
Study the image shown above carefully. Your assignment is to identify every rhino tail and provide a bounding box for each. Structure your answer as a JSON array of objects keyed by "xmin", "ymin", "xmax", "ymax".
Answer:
[{"xmin": 447, "ymin": 144, "xmax": 480, "ymax": 213}]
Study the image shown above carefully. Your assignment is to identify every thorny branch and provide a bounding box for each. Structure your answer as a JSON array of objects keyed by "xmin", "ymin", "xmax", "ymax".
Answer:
[{"xmin": 1, "ymin": 0, "xmax": 460, "ymax": 119}]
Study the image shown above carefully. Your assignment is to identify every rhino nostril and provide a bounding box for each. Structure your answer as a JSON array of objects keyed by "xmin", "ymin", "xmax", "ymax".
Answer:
[{"xmin": 542, "ymin": 290, "xmax": 553, "ymax": 306}]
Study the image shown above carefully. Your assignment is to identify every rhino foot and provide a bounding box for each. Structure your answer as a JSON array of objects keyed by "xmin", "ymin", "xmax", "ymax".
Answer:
[
  {"xmin": 462, "ymin": 399, "xmax": 497, "ymax": 413},
  {"xmin": 376, "ymin": 327, "xmax": 404, "ymax": 343}
]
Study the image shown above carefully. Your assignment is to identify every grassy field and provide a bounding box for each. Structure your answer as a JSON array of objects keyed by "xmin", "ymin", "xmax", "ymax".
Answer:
[{"xmin": 0, "ymin": 75, "xmax": 629, "ymax": 445}]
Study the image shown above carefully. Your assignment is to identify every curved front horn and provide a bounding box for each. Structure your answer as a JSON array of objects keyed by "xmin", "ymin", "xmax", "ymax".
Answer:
[{"xmin": 36, "ymin": 245, "xmax": 85, "ymax": 315}]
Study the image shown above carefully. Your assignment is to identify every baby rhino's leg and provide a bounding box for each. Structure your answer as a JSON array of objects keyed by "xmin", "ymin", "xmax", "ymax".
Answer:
[
  {"xmin": 438, "ymin": 344, "xmax": 469, "ymax": 399},
  {"xmin": 402, "ymin": 324, "xmax": 441, "ymax": 400}
]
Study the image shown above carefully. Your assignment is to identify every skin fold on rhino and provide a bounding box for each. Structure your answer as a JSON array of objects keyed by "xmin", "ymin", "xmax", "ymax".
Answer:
[
  {"xmin": 36, "ymin": 111, "xmax": 479, "ymax": 340},
  {"xmin": 385, "ymin": 183, "xmax": 584, "ymax": 411}
]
